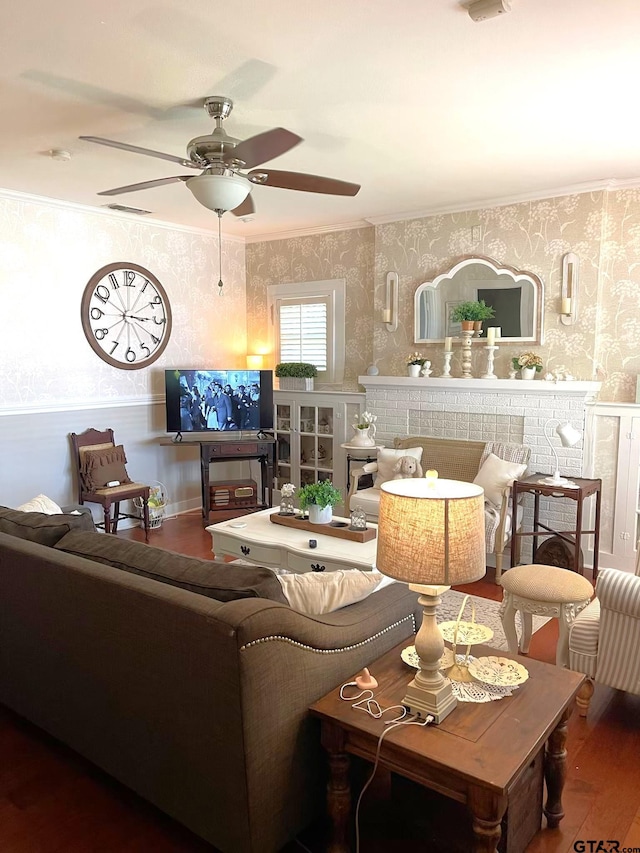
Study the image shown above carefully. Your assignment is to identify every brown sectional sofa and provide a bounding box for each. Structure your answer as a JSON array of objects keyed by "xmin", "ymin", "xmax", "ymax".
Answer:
[{"xmin": 0, "ymin": 507, "xmax": 420, "ymax": 852}]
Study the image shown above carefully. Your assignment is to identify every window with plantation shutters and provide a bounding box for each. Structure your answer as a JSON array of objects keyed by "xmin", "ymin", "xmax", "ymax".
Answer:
[
  {"xmin": 278, "ymin": 297, "xmax": 328, "ymax": 370},
  {"xmin": 267, "ymin": 280, "xmax": 345, "ymax": 384}
]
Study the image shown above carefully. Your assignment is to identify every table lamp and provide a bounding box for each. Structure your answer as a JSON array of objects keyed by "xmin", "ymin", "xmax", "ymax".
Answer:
[
  {"xmin": 376, "ymin": 475, "xmax": 486, "ymax": 723},
  {"xmin": 541, "ymin": 419, "xmax": 582, "ymax": 486}
]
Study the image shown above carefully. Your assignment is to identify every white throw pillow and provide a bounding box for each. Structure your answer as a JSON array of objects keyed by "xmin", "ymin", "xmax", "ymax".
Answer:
[
  {"xmin": 16, "ymin": 494, "xmax": 63, "ymax": 514},
  {"xmin": 277, "ymin": 569, "xmax": 395, "ymax": 615},
  {"xmin": 473, "ymin": 453, "xmax": 528, "ymax": 507},
  {"xmin": 373, "ymin": 447, "xmax": 423, "ymax": 489}
]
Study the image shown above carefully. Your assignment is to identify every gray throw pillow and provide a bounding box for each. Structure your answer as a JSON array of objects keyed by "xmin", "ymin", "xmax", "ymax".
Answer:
[
  {"xmin": 0, "ymin": 505, "xmax": 96, "ymax": 547},
  {"xmin": 53, "ymin": 531, "xmax": 289, "ymax": 604}
]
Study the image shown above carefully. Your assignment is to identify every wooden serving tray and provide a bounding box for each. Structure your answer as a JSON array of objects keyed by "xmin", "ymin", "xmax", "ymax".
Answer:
[{"xmin": 270, "ymin": 512, "xmax": 376, "ymax": 542}]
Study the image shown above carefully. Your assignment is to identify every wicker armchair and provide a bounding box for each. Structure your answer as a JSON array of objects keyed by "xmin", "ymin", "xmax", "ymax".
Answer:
[
  {"xmin": 569, "ymin": 566, "xmax": 640, "ymax": 716},
  {"xmin": 348, "ymin": 436, "xmax": 530, "ymax": 582}
]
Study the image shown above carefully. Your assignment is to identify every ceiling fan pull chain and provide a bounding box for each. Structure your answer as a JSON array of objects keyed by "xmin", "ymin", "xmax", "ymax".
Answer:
[{"xmin": 217, "ymin": 210, "xmax": 224, "ymax": 295}]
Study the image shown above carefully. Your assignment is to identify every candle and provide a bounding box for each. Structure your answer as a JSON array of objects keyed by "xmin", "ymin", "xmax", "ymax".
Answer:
[
  {"xmin": 382, "ymin": 308, "xmax": 392, "ymax": 323},
  {"xmin": 561, "ymin": 297, "xmax": 572, "ymax": 316},
  {"xmin": 444, "ymin": 336, "xmax": 453, "ymax": 352},
  {"xmin": 487, "ymin": 328, "xmax": 496, "ymax": 346}
]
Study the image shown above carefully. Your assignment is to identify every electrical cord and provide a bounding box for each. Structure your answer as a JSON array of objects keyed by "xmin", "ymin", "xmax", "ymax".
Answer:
[{"xmin": 339, "ymin": 681, "xmax": 434, "ymax": 853}]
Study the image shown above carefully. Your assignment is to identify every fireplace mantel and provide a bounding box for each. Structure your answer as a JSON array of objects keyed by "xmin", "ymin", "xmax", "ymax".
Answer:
[
  {"xmin": 358, "ymin": 374, "xmax": 601, "ymax": 487},
  {"xmin": 359, "ymin": 376, "xmax": 601, "ymax": 397}
]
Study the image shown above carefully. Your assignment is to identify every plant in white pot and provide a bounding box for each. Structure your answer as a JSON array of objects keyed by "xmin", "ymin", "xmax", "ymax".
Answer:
[
  {"xmin": 512, "ymin": 352, "xmax": 543, "ymax": 380},
  {"xmin": 297, "ymin": 480, "xmax": 342, "ymax": 524},
  {"xmin": 275, "ymin": 362, "xmax": 318, "ymax": 391}
]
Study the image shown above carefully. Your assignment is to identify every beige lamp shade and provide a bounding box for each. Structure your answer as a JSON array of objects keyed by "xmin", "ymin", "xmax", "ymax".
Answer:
[{"xmin": 377, "ymin": 478, "xmax": 486, "ymax": 586}]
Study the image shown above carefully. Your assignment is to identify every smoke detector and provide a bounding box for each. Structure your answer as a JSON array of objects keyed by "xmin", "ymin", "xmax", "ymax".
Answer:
[
  {"xmin": 48, "ymin": 148, "xmax": 72, "ymax": 161},
  {"xmin": 468, "ymin": 0, "xmax": 511, "ymax": 22}
]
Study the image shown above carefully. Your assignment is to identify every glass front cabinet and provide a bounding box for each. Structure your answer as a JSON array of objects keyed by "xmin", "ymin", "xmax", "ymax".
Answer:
[{"xmin": 273, "ymin": 391, "xmax": 365, "ymax": 513}]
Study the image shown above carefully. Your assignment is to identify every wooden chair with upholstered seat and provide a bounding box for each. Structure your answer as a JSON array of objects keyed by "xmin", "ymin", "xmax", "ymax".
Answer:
[{"xmin": 70, "ymin": 428, "xmax": 150, "ymax": 542}]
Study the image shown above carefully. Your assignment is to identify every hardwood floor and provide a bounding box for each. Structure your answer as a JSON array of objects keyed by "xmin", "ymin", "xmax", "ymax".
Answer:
[{"xmin": 1, "ymin": 511, "xmax": 639, "ymax": 853}]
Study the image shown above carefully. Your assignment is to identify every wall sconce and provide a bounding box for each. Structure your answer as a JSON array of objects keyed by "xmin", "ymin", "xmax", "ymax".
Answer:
[
  {"xmin": 246, "ymin": 354, "xmax": 265, "ymax": 369},
  {"xmin": 560, "ymin": 253, "xmax": 579, "ymax": 325},
  {"xmin": 383, "ymin": 271, "xmax": 398, "ymax": 332}
]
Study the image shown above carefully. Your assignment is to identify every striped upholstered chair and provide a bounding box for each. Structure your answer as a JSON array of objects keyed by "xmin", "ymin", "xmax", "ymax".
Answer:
[{"xmin": 568, "ymin": 567, "xmax": 640, "ymax": 716}]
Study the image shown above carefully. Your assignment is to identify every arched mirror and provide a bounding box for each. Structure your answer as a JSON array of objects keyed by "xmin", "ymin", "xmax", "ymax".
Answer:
[{"xmin": 414, "ymin": 256, "xmax": 544, "ymax": 344}]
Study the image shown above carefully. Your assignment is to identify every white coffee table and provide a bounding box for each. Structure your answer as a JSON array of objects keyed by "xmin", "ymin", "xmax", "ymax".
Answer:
[{"xmin": 206, "ymin": 507, "xmax": 378, "ymax": 573}]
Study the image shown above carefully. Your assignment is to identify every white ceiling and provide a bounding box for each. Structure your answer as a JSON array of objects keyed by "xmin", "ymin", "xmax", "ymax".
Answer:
[{"xmin": 3, "ymin": 0, "xmax": 640, "ymax": 240}]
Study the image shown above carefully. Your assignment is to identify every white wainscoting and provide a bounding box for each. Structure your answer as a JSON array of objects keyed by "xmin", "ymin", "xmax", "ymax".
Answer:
[{"xmin": 0, "ymin": 399, "xmax": 252, "ymax": 526}]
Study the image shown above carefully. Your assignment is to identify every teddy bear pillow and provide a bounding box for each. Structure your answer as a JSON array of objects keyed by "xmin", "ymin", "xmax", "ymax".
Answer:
[
  {"xmin": 373, "ymin": 447, "xmax": 424, "ymax": 488},
  {"xmin": 391, "ymin": 455, "xmax": 423, "ymax": 479}
]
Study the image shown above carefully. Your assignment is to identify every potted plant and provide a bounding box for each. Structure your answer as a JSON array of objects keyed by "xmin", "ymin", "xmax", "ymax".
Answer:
[
  {"xmin": 406, "ymin": 352, "xmax": 427, "ymax": 377},
  {"xmin": 297, "ymin": 480, "xmax": 342, "ymax": 524},
  {"xmin": 512, "ymin": 352, "xmax": 543, "ymax": 380},
  {"xmin": 351, "ymin": 410, "xmax": 377, "ymax": 447},
  {"xmin": 275, "ymin": 362, "xmax": 318, "ymax": 391}
]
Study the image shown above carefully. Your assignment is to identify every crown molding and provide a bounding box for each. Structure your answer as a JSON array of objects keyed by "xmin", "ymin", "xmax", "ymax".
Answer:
[
  {"xmin": 5, "ymin": 175, "xmax": 640, "ymax": 246},
  {"xmin": 363, "ymin": 177, "xmax": 640, "ymax": 227},
  {"xmin": 243, "ymin": 218, "xmax": 373, "ymax": 244}
]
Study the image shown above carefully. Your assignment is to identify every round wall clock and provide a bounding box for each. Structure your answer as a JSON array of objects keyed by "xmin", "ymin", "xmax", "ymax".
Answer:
[{"xmin": 81, "ymin": 262, "xmax": 172, "ymax": 370}]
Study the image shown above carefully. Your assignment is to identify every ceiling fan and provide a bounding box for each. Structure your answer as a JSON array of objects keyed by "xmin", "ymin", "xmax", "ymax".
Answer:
[{"xmin": 80, "ymin": 95, "xmax": 361, "ymax": 218}]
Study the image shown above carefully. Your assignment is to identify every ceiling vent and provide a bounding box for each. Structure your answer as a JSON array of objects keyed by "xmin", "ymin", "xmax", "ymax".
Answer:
[{"xmin": 103, "ymin": 203, "xmax": 152, "ymax": 215}]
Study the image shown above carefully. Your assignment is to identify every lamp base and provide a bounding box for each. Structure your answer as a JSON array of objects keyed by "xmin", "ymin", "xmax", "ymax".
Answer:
[
  {"xmin": 402, "ymin": 676, "xmax": 457, "ymax": 724},
  {"xmin": 539, "ymin": 475, "xmax": 572, "ymax": 487}
]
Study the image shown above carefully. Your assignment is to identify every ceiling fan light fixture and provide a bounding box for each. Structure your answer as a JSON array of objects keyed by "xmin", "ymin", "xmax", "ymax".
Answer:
[{"xmin": 186, "ymin": 173, "xmax": 251, "ymax": 212}]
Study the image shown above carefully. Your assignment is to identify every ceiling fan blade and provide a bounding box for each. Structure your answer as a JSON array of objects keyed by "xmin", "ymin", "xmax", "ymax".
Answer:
[
  {"xmin": 80, "ymin": 136, "xmax": 199, "ymax": 169},
  {"xmin": 97, "ymin": 176, "xmax": 192, "ymax": 196},
  {"xmin": 224, "ymin": 128, "xmax": 302, "ymax": 169},
  {"xmin": 248, "ymin": 169, "xmax": 360, "ymax": 196},
  {"xmin": 231, "ymin": 194, "xmax": 255, "ymax": 217}
]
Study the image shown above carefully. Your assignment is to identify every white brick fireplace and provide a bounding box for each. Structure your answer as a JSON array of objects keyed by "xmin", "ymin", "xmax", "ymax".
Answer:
[{"xmin": 359, "ymin": 376, "xmax": 602, "ymax": 566}]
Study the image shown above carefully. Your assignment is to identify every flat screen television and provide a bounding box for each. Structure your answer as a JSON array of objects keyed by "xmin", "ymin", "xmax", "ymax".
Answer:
[{"xmin": 165, "ymin": 369, "xmax": 273, "ymax": 435}]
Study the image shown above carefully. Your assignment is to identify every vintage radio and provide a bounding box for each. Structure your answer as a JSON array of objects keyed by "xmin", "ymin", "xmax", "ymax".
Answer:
[{"xmin": 209, "ymin": 479, "xmax": 258, "ymax": 510}]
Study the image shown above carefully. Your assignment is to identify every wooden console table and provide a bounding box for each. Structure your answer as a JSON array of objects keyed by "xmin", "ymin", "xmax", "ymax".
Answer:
[
  {"xmin": 510, "ymin": 474, "xmax": 602, "ymax": 580},
  {"xmin": 160, "ymin": 436, "xmax": 275, "ymax": 521}
]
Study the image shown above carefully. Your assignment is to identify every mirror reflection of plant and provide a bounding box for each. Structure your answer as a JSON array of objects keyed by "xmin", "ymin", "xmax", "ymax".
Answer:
[{"xmin": 450, "ymin": 300, "xmax": 496, "ymax": 322}]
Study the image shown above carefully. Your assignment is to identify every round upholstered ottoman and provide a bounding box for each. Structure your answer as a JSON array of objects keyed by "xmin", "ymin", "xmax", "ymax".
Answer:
[{"xmin": 500, "ymin": 564, "xmax": 593, "ymax": 667}]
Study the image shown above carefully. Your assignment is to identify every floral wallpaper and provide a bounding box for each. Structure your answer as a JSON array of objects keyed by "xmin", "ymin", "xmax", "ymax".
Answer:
[
  {"xmin": 373, "ymin": 193, "xmax": 607, "ymax": 388},
  {"xmin": 246, "ymin": 190, "xmax": 640, "ymax": 569},
  {"xmin": 0, "ymin": 193, "xmax": 246, "ymax": 410},
  {"xmin": 246, "ymin": 189, "xmax": 640, "ymax": 403},
  {"xmin": 245, "ymin": 227, "xmax": 375, "ymax": 388}
]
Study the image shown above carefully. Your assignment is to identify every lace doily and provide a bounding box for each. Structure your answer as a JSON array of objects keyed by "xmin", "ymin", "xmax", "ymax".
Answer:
[
  {"xmin": 449, "ymin": 655, "xmax": 521, "ymax": 703},
  {"xmin": 401, "ymin": 648, "xmax": 524, "ymax": 703}
]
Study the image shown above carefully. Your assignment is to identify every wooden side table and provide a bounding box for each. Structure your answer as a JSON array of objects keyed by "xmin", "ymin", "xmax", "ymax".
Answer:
[
  {"xmin": 510, "ymin": 475, "xmax": 602, "ymax": 581},
  {"xmin": 310, "ymin": 638, "xmax": 584, "ymax": 853}
]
